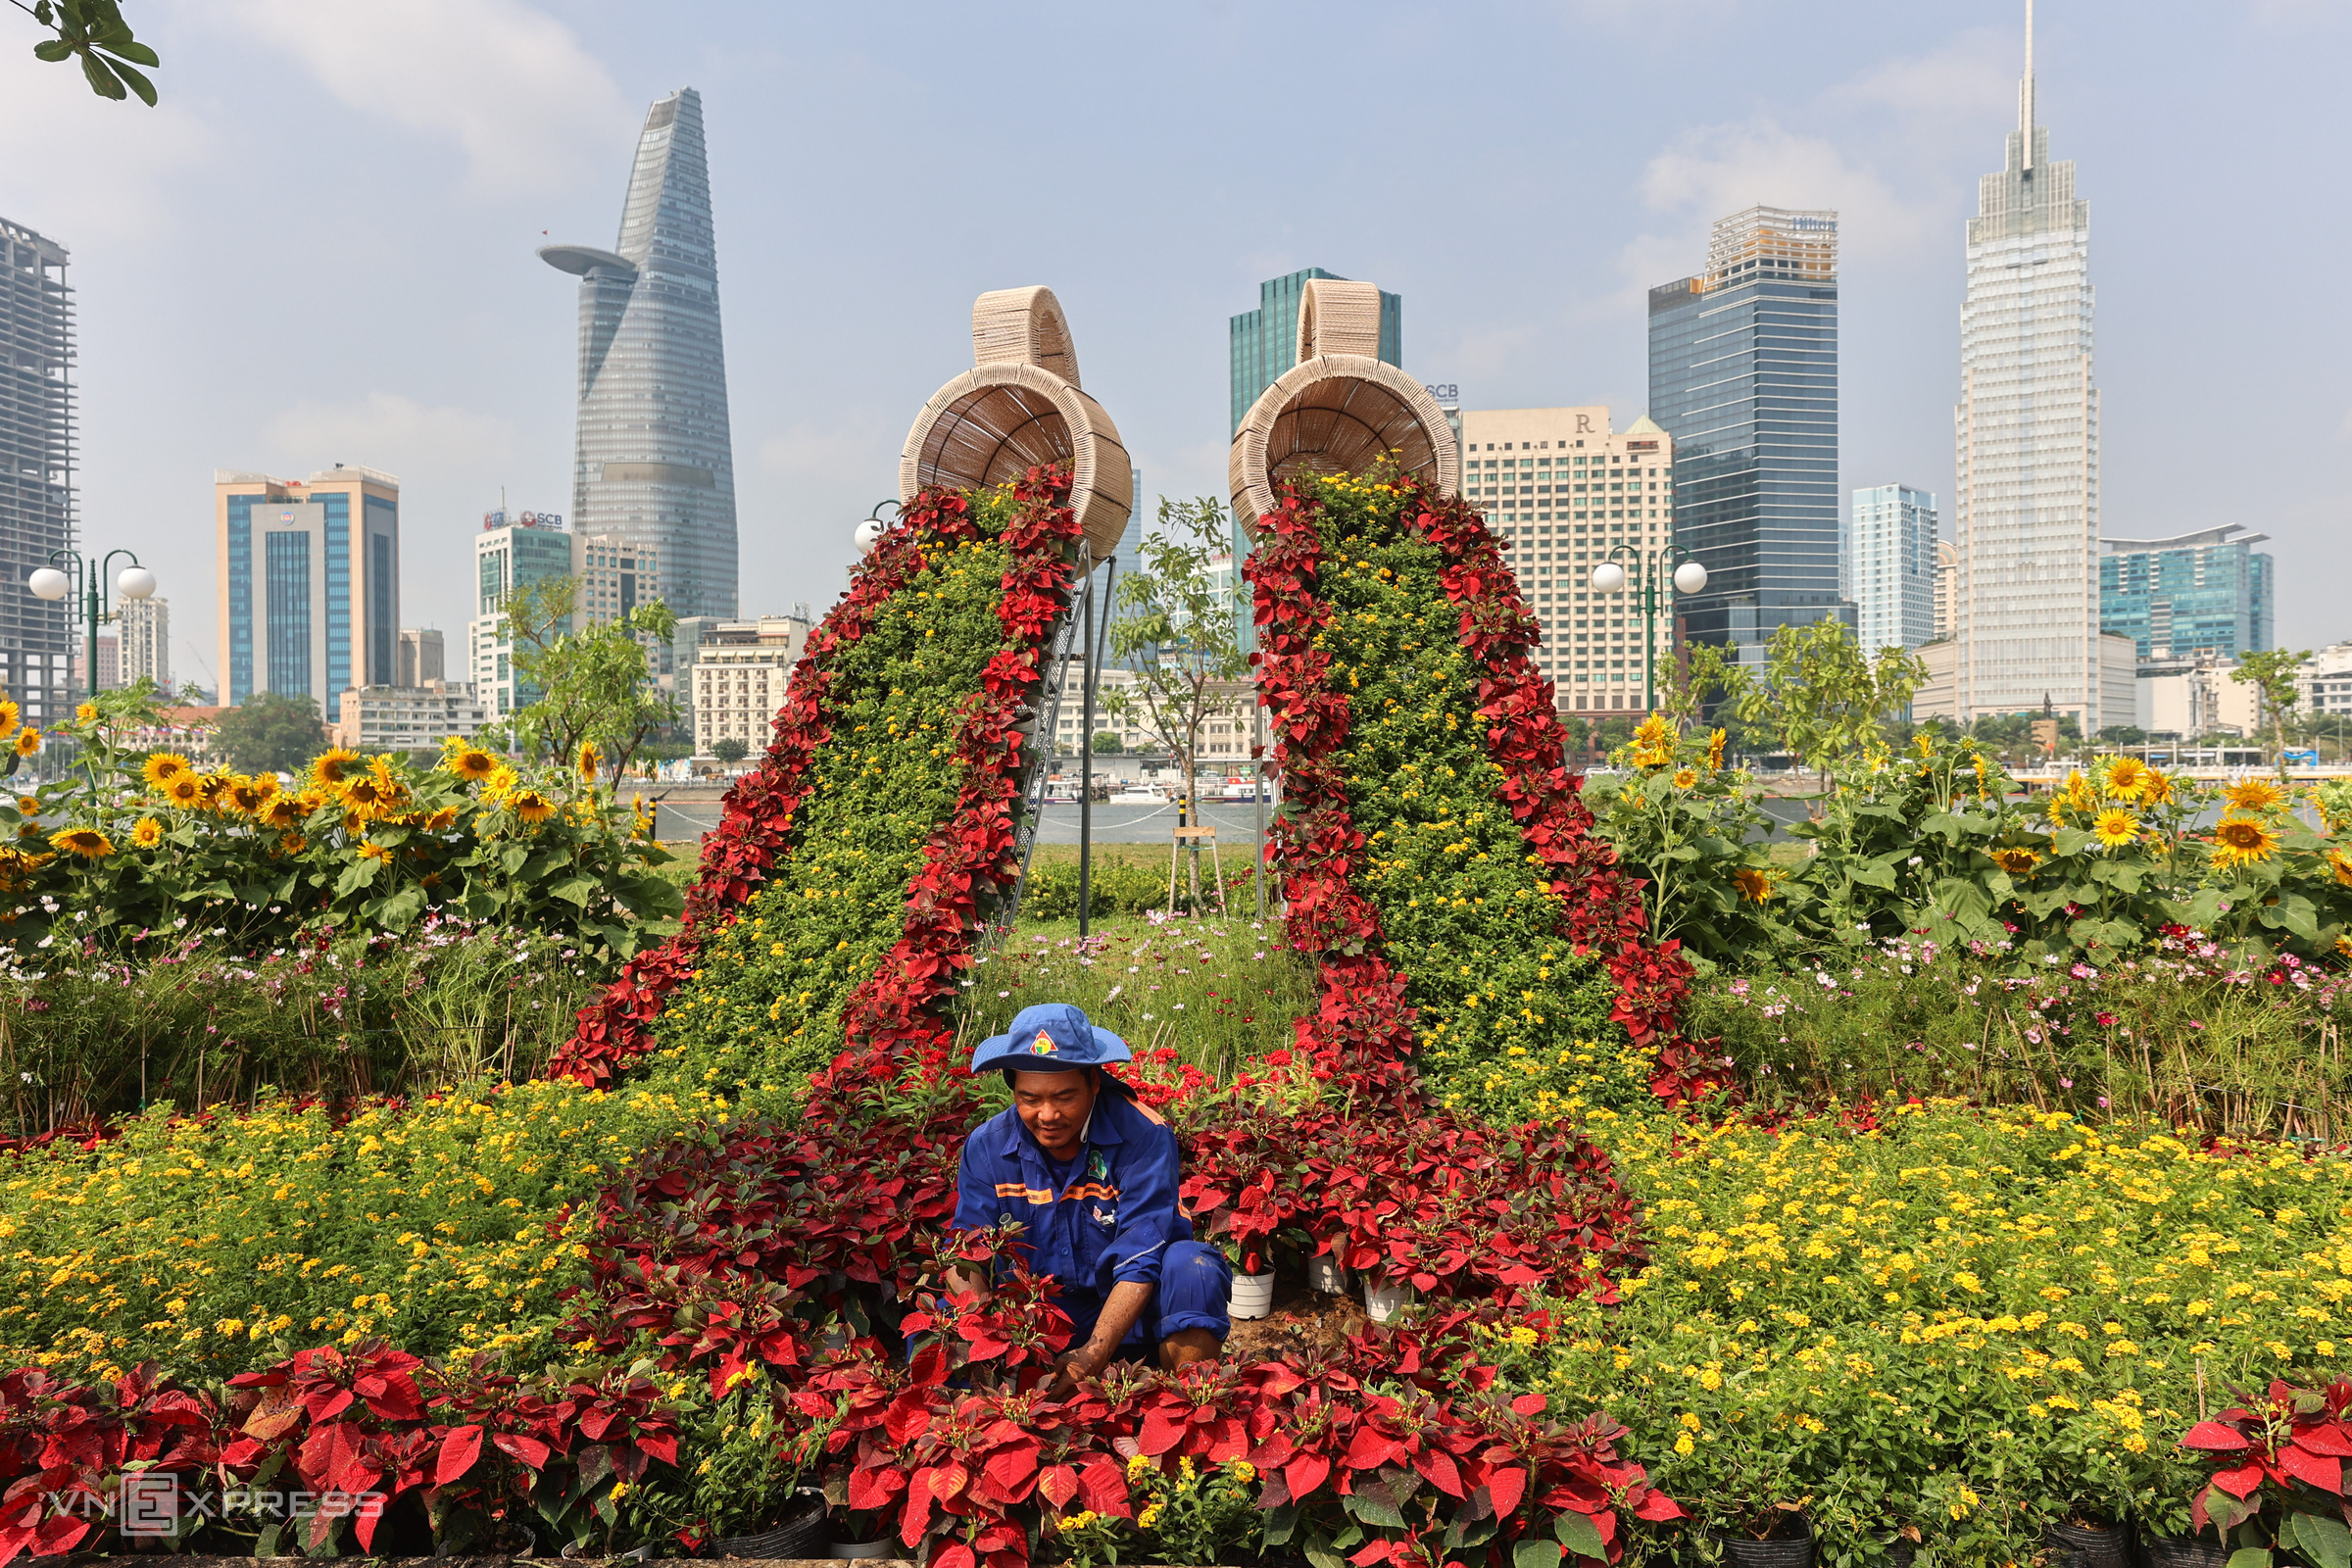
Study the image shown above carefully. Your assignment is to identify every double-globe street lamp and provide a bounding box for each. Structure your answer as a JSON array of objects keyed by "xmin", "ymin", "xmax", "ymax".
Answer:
[
  {"xmin": 1588, "ymin": 544, "xmax": 1708, "ymax": 717},
  {"xmin": 28, "ymin": 548, "xmax": 158, "ymax": 706}
]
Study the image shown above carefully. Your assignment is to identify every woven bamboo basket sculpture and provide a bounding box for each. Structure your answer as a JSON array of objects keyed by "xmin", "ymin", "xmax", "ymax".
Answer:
[
  {"xmin": 1228, "ymin": 277, "xmax": 1458, "ymax": 537},
  {"xmin": 899, "ymin": 286, "xmax": 1133, "ymax": 560}
]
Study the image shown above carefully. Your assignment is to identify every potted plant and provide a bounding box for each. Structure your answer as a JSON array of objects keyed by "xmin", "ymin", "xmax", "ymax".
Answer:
[{"xmin": 2178, "ymin": 1378, "xmax": 2352, "ymax": 1568}]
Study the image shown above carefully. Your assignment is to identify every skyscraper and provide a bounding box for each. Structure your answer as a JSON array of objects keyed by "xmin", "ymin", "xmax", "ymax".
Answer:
[
  {"xmin": 1648, "ymin": 207, "xmax": 1847, "ymax": 667},
  {"xmin": 0, "ymin": 218, "xmax": 76, "ymax": 725},
  {"xmin": 2099, "ymin": 524, "xmax": 2273, "ymax": 661},
  {"xmin": 468, "ymin": 510, "xmax": 574, "ymax": 719},
  {"xmin": 1952, "ymin": 7, "xmax": 2119, "ymax": 728},
  {"xmin": 215, "ymin": 466, "xmax": 400, "ymax": 712},
  {"xmin": 1844, "ymin": 485, "xmax": 1939, "ymax": 653},
  {"xmin": 118, "ymin": 596, "xmax": 169, "ymax": 688},
  {"xmin": 542, "ymin": 87, "xmax": 737, "ymax": 623}
]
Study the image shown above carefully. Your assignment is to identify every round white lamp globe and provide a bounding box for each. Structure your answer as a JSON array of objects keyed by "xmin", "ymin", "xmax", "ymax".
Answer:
[
  {"xmin": 26, "ymin": 567, "xmax": 70, "ymax": 602},
  {"xmin": 1589, "ymin": 562, "xmax": 1627, "ymax": 594},
  {"xmin": 854, "ymin": 517, "xmax": 889, "ymax": 556},
  {"xmin": 1672, "ymin": 560, "xmax": 1710, "ymax": 595},
  {"xmin": 117, "ymin": 565, "xmax": 158, "ymax": 601}
]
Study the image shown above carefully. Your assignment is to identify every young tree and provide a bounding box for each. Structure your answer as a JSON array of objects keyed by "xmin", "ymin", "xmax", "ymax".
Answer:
[
  {"xmin": 710, "ymin": 737, "xmax": 749, "ymax": 765},
  {"xmin": 1732, "ymin": 619, "xmax": 1926, "ymax": 808},
  {"xmin": 1091, "ymin": 731, "xmax": 1123, "ymax": 754},
  {"xmin": 497, "ymin": 575, "xmax": 680, "ymax": 786},
  {"xmin": 214, "ymin": 691, "xmax": 326, "ymax": 775},
  {"xmin": 1657, "ymin": 640, "xmax": 1748, "ymax": 735},
  {"xmin": 2230, "ymin": 648, "xmax": 2312, "ymax": 771},
  {"xmin": 1102, "ymin": 498, "xmax": 1251, "ymax": 898},
  {"xmin": 22, "ymin": 0, "xmax": 158, "ymax": 105}
]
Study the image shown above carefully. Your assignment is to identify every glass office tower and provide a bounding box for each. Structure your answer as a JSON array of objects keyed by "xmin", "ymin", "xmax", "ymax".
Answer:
[
  {"xmin": 542, "ymin": 87, "xmax": 737, "ymax": 626},
  {"xmin": 1845, "ymin": 484, "xmax": 1939, "ymax": 653},
  {"xmin": 1952, "ymin": 15, "xmax": 2111, "ymax": 726},
  {"xmin": 1647, "ymin": 207, "xmax": 1847, "ymax": 665},
  {"xmin": 2099, "ymin": 525, "xmax": 2273, "ymax": 661}
]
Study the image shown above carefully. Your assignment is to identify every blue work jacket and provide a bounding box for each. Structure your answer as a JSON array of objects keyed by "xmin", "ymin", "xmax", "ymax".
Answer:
[{"xmin": 952, "ymin": 1083, "xmax": 1193, "ymax": 1341}]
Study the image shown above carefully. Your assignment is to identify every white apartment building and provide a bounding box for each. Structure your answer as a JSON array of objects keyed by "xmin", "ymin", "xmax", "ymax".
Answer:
[
  {"xmin": 2298, "ymin": 645, "xmax": 2352, "ymax": 720},
  {"xmin": 468, "ymin": 514, "xmax": 660, "ymax": 718},
  {"xmin": 1456, "ymin": 406, "xmax": 1674, "ymax": 713},
  {"xmin": 1845, "ymin": 486, "xmax": 1937, "ymax": 653},
  {"xmin": 690, "ymin": 616, "xmax": 810, "ymax": 755},
  {"xmin": 118, "ymin": 597, "xmax": 170, "ymax": 688},
  {"xmin": 332, "ymin": 680, "xmax": 488, "ymax": 752},
  {"xmin": 1046, "ymin": 663, "xmax": 1256, "ymax": 760}
]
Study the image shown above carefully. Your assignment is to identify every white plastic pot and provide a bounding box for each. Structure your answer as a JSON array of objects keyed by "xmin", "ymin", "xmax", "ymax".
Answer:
[
  {"xmin": 1362, "ymin": 1279, "xmax": 1412, "ymax": 1324},
  {"xmin": 1230, "ymin": 1269, "xmax": 1276, "ymax": 1321},
  {"xmin": 1306, "ymin": 1253, "xmax": 1348, "ymax": 1295}
]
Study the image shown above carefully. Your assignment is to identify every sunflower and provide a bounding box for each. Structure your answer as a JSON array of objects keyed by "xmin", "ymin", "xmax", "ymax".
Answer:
[
  {"xmin": 142, "ymin": 752, "xmax": 191, "ymax": 790},
  {"xmin": 2091, "ymin": 808, "xmax": 2140, "ymax": 851},
  {"xmin": 2103, "ymin": 756, "xmax": 2149, "ymax": 801},
  {"xmin": 1704, "ymin": 728, "xmax": 1727, "ymax": 773},
  {"xmin": 14, "ymin": 728, "xmax": 39, "ymax": 758},
  {"xmin": 2224, "ymin": 777, "xmax": 2286, "ymax": 814},
  {"xmin": 74, "ymin": 703, "xmax": 96, "ymax": 724},
  {"xmin": 1732, "ymin": 866, "xmax": 1776, "ymax": 904},
  {"xmin": 1913, "ymin": 732, "xmax": 1936, "ymax": 760},
  {"xmin": 223, "ymin": 776, "xmax": 274, "ymax": 816},
  {"xmin": 1672, "ymin": 767, "xmax": 1698, "ymax": 790},
  {"xmin": 2210, "ymin": 816, "xmax": 2281, "ymax": 871},
  {"xmin": 2140, "ymin": 767, "xmax": 2175, "ymax": 807},
  {"xmin": 279, "ymin": 834, "xmax": 307, "ymax": 856},
  {"xmin": 310, "ymin": 748, "xmax": 362, "ymax": 791},
  {"xmin": 446, "ymin": 745, "xmax": 499, "ymax": 783},
  {"xmin": 424, "ymin": 806, "xmax": 460, "ymax": 833},
  {"xmin": 2328, "ymin": 848, "xmax": 2352, "ymax": 889},
  {"xmin": 162, "ymin": 773, "xmax": 206, "ymax": 808},
  {"xmin": 1991, "ymin": 846, "xmax": 2042, "ymax": 877},
  {"xmin": 356, "ymin": 841, "xmax": 394, "ymax": 862},
  {"xmin": 1629, "ymin": 714, "xmax": 1675, "ymax": 770},
  {"xmin": 130, "ymin": 816, "xmax": 165, "ymax": 849},
  {"xmin": 48, "ymin": 826, "xmax": 114, "ymax": 859},
  {"xmin": 1973, "ymin": 754, "xmax": 1994, "ymax": 799},
  {"xmin": 14, "ymin": 797, "xmax": 36, "ymax": 818},
  {"xmin": 508, "ymin": 788, "xmax": 557, "ymax": 826},
  {"xmin": 195, "ymin": 773, "xmax": 233, "ymax": 809},
  {"xmin": 340, "ymin": 774, "xmax": 393, "ymax": 812},
  {"xmin": 482, "ymin": 764, "xmax": 520, "ymax": 805},
  {"xmin": 577, "ymin": 742, "xmax": 601, "ymax": 781},
  {"xmin": 0, "ymin": 699, "xmax": 18, "ymax": 739}
]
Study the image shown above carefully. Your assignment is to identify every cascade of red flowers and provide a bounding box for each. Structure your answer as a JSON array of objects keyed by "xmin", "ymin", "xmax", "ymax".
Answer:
[{"xmin": 1247, "ymin": 476, "xmax": 1726, "ymax": 1104}]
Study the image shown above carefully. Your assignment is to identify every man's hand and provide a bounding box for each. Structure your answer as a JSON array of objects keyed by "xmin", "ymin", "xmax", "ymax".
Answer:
[
  {"xmin": 1045, "ymin": 1346, "xmax": 1106, "ymax": 1399},
  {"xmin": 1044, "ymin": 1280, "xmax": 1152, "ymax": 1397},
  {"xmin": 945, "ymin": 1264, "xmax": 992, "ymax": 1304}
]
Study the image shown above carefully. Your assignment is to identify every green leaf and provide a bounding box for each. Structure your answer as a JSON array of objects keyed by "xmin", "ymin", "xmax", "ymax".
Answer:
[
  {"xmin": 1553, "ymin": 1508, "xmax": 1607, "ymax": 1563},
  {"xmin": 548, "ymin": 874, "xmax": 598, "ymax": 907},
  {"xmin": 101, "ymin": 51, "xmax": 155, "ymax": 102},
  {"xmin": 79, "ymin": 51, "xmax": 127, "ymax": 100},
  {"xmin": 33, "ymin": 39, "xmax": 74, "ymax": 62},
  {"xmin": 1516, "ymin": 1541, "xmax": 1565, "ymax": 1568},
  {"xmin": 2226, "ymin": 1548, "xmax": 2274, "ymax": 1568},
  {"xmin": 2290, "ymin": 1512, "xmax": 2351, "ymax": 1568},
  {"xmin": 334, "ymin": 858, "xmax": 381, "ymax": 898},
  {"xmin": 98, "ymin": 36, "xmax": 158, "ymax": 67},
  {"xmin": 1346, "ymin": 1481, "xmax": 1406, "ymax": 1531},
  {"xmin": 1848, "ymin": 857, "xmax": 1898, "ymax": 891}
]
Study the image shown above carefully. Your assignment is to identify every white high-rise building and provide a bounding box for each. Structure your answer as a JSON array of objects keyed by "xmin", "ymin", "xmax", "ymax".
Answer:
[
  {"xmin": 1952, "ymin": 5, "xmax": 2125, "ymax": 730},
  {"xmin": 118, "ymin": 596, "xmax": 170, "ymax": 688},
  {"xmin": 1844, "ymin": 486, "xmax": 1937, "ymax": 654}
]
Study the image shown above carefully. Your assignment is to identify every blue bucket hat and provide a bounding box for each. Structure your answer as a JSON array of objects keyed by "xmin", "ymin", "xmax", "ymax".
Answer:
[{"xmin": 971, "ymin": 1002, "xmax": 1131, "ymax": 1076}]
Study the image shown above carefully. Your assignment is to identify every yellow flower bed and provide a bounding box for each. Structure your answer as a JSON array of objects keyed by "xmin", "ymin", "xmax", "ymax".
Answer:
[
  {"xmin": 0, "ymin": 1080, "xmax": 722, "ymax": 1379},
  {"xmin": 1522, "ymin": 1102, "xmax": 2352, "ymax": 1555}
]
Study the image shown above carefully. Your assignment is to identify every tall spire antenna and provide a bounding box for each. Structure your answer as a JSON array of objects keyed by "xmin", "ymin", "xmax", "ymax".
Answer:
[{"xmin": 2021, "ymin": 0, "xmax": 2036, "ymax": 172}]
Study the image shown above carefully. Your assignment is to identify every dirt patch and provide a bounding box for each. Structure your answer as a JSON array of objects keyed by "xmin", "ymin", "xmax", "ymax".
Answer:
[{"xmin": 1224, "ymin": 1277, "xmax": 1363, "ymax": 1362}]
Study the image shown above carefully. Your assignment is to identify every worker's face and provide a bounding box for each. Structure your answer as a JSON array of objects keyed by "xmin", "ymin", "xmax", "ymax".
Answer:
[{"xmin": 1010, "ymin": 1068, "xmax": 1098, "ymax": 1156}]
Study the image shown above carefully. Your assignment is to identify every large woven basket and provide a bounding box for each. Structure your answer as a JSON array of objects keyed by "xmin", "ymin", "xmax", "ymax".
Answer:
[
  {"xmin": 899, "ymin": 286, "xmax": 1133, "ymax": 560},
  {"xmin": 1228, "ymin": 277, "xmax": 1457, "ymax": 537}
]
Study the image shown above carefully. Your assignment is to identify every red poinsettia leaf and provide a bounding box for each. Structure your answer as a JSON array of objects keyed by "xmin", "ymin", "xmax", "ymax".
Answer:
[
  {"xmin": 2214, "ymin": 1461, "xmax": 2270, "ymax": 1497},
  {"xmin": 933, "ymin": 1544, "xmax": 976, "ymax": 1568},
  {"xmin": 1286, "ymin": 1452, "xmax": 1333, "ymax": 1501},
  {"xmin": 2299, "ymin": 1425, "xmax": 2352, "ymax": 1458},
  {"xmin": 2279, "ymin": 1446, "xmax": 2343, "ymax": 1494},
  {"xmin": 1635, "ymin": 1490, "xmax": 1688, "ymax": 1522},
  {"xmin": 2181, "ymin": 1422, "xmax": 2255, "ymax": 1451},
  {"xmin": 1486, "ymin": 1467, "xmax": 1528, "ymax": 1517},
  {"xmin": 1077, "ymin": 1455, "xmax": 1130, "ymax": 1518},
  {"xmin": 434, "ymin": 1426, "xmax": 483, "ymax": 1488},
  {"xmin": 1037, "ymin": 1465, "xmax": 1078, "ymax": 1511}
]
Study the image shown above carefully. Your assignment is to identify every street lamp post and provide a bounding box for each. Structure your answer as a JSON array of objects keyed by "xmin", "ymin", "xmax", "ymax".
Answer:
[
  {"xmin": 28, "ymin": 549, "xmax": 156, "ymax": 705},
  {"xmin": 1588, "ymin": 546, "xmax": 1708, "ymax": 716}
]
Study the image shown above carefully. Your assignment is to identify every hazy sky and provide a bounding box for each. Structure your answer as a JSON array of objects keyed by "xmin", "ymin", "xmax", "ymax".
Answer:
[{"xmin": 5, "ymin": 0, "xmax": 2347, "ymax": 692}]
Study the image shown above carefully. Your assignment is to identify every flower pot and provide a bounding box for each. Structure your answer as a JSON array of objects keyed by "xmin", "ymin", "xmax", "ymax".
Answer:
[
  {"xmin": 2141, "ymin": 1535, "xmax": 2230, "ymax": 1568},
  {"xmin": 1886, "ymin": 1540, "xmax": 1915, "ymax": 1568},
  {"xmin": 830, "ymin": 1540, "xmax": 896, "ymax": 1559},
  {"xmin": 1231, "ymin": 1268, "xmax": 1276, "ymax": 1320},
  {"xmin": 2045, "ymin": 1520, "xmax": 2131, "ymax": 1568},
  {"xmin": 1362, "ymin": 1278, "xmax": 1412, "ymax": 1324},
  {"xmin": 1306, "ymin": 1253, "xmax": 1348, "ymax": 1295},
  {"xmin": 1715, "ymin": 1515, "xmax": 1815, "ymax": 1568},
  {"xmin": 715, "ymin": 1492, "xmax": 828, "ymax": 1559}
]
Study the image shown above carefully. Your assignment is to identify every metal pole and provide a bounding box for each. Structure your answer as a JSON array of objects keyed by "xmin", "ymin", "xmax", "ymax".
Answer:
[
  {"xmin": 1641, "ymin": 553, "xmax": 1656, "ymax": 715},
  {"xmin": 84, "ymin": 560, "xmax": 100, "ymax": 705},
  {"xmin": 1077, "ymin": 548, "xmax": 1096, "ymax": 941},
  {"xmin": 1251, "ymin": 699, "xmax": 1265, "ymax": 919}
]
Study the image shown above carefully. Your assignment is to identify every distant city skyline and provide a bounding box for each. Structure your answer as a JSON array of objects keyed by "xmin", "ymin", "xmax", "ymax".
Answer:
[{"xmin": 5, "ymin": 5, "xmax": 2344, "ymax": 677}]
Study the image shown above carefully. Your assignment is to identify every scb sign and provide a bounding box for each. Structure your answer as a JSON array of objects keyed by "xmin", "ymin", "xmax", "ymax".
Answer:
[{"xmin": 1423, "ymin": 383, "xmax": 1458, "ymax": 402}]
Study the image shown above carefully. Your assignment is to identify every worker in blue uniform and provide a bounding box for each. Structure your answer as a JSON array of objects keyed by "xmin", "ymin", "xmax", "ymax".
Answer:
[{"xmin": 950, "ymin": 1002, "xmax": 1230, "ymax": 1389}]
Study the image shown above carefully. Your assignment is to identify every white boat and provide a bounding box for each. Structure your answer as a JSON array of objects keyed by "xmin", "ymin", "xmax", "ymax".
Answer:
[
  {"xmin": 1045, "ymin": 779, "xmax": 1082, "ymax": 803},
  {"xmin": 1112, "ymin": 783, "xmax": 1169, "ymax": 804}
]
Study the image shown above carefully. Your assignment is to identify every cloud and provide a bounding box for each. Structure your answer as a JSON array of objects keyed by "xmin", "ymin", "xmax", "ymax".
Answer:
[
  {"xmin": 0, "ymin": 52, "xmax": 218, "ymax": 243},
  {"xmin": 263, "ymin": 392, "xmax": 521, "ymax": 478},
  {"xmin": 220, "ymin": 0, "xmax": 636, "ymax": 196},
  {"xmin": 755, "ymin": 412, "xmax": 904, "ymax": 485},
  {"xmin": 1636, "ymin": 119, "xmax": 1938, "ymax": 269}
]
